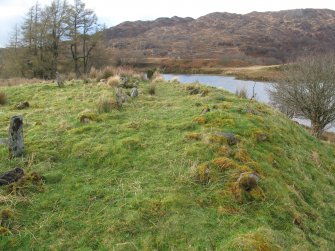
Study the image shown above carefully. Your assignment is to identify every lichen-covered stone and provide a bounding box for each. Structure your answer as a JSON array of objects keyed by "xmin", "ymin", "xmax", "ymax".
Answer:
[{"xmin": 8, "ymin": 115, "xmax": 24, "ymax": 157}]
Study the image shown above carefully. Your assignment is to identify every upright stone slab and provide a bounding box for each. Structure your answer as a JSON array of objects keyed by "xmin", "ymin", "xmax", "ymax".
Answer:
[
  {"xmin": 8, "ymin": 115, "xmax": 24, "ymax": 157},
  {"xmin": 131, "ymin": 87, "xmax": 138, "ymax": 98}
]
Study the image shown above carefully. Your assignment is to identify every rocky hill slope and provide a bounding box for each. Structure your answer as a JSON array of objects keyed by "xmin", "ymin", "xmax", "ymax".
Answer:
[{"xmin": 106, "ymin": 9, "xmax": 335, "ymax": 65}]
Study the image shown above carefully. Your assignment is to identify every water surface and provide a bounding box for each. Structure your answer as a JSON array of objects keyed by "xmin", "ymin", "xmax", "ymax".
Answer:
[{"xmin": 163, "ymin": 74, "xmax": 335, "ymax": 132}]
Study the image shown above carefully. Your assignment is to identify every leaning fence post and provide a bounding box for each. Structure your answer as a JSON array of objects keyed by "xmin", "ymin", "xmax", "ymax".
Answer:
[{"xmin": 8, "ymin": 115, "xmax": 24, "ymax": 157}]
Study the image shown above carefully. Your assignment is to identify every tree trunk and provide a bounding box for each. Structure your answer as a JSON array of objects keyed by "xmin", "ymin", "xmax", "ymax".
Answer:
[
  {"xmin": 8, "ymin": 115, "xmax": 24, "ymax": 157},
  {"xmin": 311, "ymin": 121, "xmax": 323, "ymax": 138}
]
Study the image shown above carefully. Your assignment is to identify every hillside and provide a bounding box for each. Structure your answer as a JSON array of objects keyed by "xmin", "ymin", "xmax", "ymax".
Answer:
[
  {"xmin": 0, "ymin": 78, "xmax": 335, "ymax": 249},
  {"xmin": 106, "ymin": 9, "xmax": 335, "ymax": 66}
]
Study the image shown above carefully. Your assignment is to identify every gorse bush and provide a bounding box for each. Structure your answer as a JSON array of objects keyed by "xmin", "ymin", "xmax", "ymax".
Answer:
[{"xmin": 0, "ymin": 92, "xmax": 7, "ymax": 105}]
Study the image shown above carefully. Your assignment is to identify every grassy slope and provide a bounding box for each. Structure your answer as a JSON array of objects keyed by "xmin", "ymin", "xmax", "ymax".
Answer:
[{"xmin": 0, "ymin": 80, "xmax": 334, "ymax": 250}]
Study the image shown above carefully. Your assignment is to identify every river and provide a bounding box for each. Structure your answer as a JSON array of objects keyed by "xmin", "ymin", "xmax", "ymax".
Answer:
[{"xmin": 163, "ymin": 74, "xmax": 335, "ymax": 132}]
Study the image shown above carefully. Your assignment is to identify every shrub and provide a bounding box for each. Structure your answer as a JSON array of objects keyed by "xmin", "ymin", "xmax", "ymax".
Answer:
[
  {"xmin": 148, "ymin": 84, "xmax": 156, "ymax": 95},
  {"xmin": 0, "ymin": 92, "xmax": 7, "ymax": 105},
  {"xmin": 66, "ymin": 72, "xmax": 77, "ymax": 81},
  {"xmin": 146, "ymin": 69, "xmax": 155, "ymax": 80},
  {"xmin": 97, "ymin": 95, "xmax": 120, "ymax": 113},
  {"xmin": 89, "ymin": 67, "xmax": 100, "ymax": 79},
  {"xmin": 98, "ymin": 66, "xmax": 114, "ymax": 81},
  {"xmin": 107, "ymin": 75, "xmax": 121, "ymax": 87}
]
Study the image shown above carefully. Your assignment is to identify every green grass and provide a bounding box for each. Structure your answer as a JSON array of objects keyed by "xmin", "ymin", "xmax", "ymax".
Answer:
[{"xmin": 0, "ymin": 79, "xmax": 334, "ymax": 250}]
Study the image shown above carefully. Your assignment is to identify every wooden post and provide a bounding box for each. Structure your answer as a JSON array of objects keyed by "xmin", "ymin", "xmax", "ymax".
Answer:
[{"xmin": 8, "ymin": 115, "xmax": 24, "ymax": 157}]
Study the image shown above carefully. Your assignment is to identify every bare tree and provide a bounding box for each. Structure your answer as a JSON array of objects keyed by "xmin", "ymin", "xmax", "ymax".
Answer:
[
  {"xmin": 44, "ymin": 0, "xmax": 69, "ymax": 78},
  {"xmin": 269, "ymin": 54, "xmax": 335, "ymax": 138},
  {"xmin": 67, "ymin": 0, "xmax": 99, "ymax": 76}
]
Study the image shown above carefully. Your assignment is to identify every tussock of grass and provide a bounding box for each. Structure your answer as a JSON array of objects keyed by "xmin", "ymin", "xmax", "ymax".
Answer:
[
  {"xmin": 97, "ymin": 94, "xmax": 119, "ymax": 112},
  {"xmin": 0, "ymin": 80, "xmax": 334, "ymax": 250},
  {"xmin": 147, "ymin": 83, "xmax": 156, "ymax": 95},
  {"xmin": 0, "ymin": 92, "xmax": 7, "ymax": 105}
]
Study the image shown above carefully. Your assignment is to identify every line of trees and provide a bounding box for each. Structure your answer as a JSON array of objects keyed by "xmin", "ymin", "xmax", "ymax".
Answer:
[{"xmin": 1, "ymin": 0, "xmax": 108, "ymax": 79}]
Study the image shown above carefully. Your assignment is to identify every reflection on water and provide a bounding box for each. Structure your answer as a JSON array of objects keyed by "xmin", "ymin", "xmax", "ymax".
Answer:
[{"xmin": 163, "ymin": 74, "xmax": 334, "ymax": 132}]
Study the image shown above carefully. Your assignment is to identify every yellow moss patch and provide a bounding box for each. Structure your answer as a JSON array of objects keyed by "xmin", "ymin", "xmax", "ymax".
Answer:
[
  {"xmin": 249, "ymin": 187, "xmax": 266, "ymax": 201},
  {"xmin": 1, "ymin": 209, "xmax": 14, "ymax": 220},
  {"xmin": 0, "ymin": 227, "xmax": 10, "ymax": 235},
  {"xmin": 217, "ymin": 206, "xmax": 240, "ymax": 215},
  {"xmin": 252, "ymin": 129, "xmax": 270, "ymax": 142},
  {"xmin": 227, "ymin": 228, "xmax": 281, "ymax": 251},
  {"xmin": 197, "ymin": 163, "xmax": 210, "ymax": 184},
  {"xmin": 210, "ymin": 118, "xmax": 235, "ymax": 127},
  {"xmin": 234, "ymin": 148, "xmax": 251, "ymax": 163},
  {"xmin": 212, "ymin": 157, "xmax": 236, "ymax": 171},
  {"xmin": 78, "ymin": 110, "xmax": 99, "ymax": 123},
  {"xmin": 217, "ymin": 146, "xmax": 231, "ymax": 156},
  {"xmin": 184, "ymin": 132, "xmax": 202, "ymax": 141},
  {"xmin": 219, "ymin": 102, "xmax": 231, "ymax": 109},
  {"xmin": 193, "ymin": 116, "xmax": 207, "ymax": 124}
]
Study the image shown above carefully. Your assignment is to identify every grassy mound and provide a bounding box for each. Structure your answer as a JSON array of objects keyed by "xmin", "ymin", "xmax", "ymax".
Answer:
[{"xmin": 0, "ymin": 79, "xmax": 334, "ymax": 250}]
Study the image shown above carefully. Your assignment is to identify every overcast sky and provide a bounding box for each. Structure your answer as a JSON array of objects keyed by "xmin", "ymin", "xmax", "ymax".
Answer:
[{"xmin": 1, "ymin": 0, "xmax": 335, "ymax": 47}]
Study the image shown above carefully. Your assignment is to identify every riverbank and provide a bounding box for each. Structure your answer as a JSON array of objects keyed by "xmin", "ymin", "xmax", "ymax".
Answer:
[
  {"xmin": 137, "ymin": 58, "xmax": 284, "ymax": 82},
  {"xmin": 222, "ymin": 65, "xmax": 284, "ymax": 82}
]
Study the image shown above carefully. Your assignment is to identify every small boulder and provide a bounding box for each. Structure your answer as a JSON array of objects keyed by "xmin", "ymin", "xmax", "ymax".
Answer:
[
  {"xmin": 215, "ymin": 132, "xmax": 238, "ymax": 145},
  {"xmin": 237, "ymin": 172, "xmax": 260, "ymax": 192},
  {"xmin": 131, "ymin": 87, "xmax": 138, "ymax": 98},
  {"xmin": 0, "ymin": 167, "xmax": 24, "ymax": 186},
  {"xmin": 16, "ymin": 101, "xmax": 29, "ymax": 110}
]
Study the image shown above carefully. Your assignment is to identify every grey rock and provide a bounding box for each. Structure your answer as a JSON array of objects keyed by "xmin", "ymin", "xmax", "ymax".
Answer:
[
  {"xmin": 115, "ymin": 88, "xmax": 123, "ymax": 107},
  {"xmin": 131, "ymin": 87, "xmax": 138, "ymax": 97},
  {"xmin": 16, "ymin": 101, "xmax": 30, "ymax": 110},
  {"xmin": 215, "ymin": 132, "xmax": 238, "ymax": 145},
  {"xmin": 237, "ymin": 172, "xmax": 260, "ymax": 192},
  {"xmin": 56, "ymin": 72, "xmax": 64, "ymax": 87},
  {"xmin": 0, "ymin": 167, "xmax": 24, "ymax": 186},
  {"xmin": 8, "ymin": 115, "xmax": 24, "ymax": 157}
]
